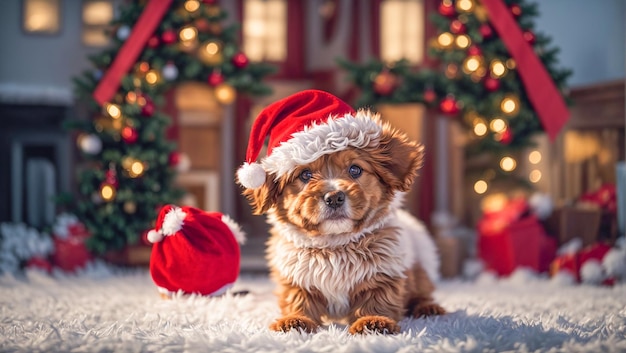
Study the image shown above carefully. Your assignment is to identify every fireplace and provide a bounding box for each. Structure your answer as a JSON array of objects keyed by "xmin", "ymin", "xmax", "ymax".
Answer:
[{"xmin": 0, "ymin": 103, "xmax": 72, "ymax": 227}]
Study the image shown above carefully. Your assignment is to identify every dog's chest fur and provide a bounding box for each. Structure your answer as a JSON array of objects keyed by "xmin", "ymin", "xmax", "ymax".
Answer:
[{"xmin": 267, "ymin": 224, "xmax": 407, "ymax": 318}]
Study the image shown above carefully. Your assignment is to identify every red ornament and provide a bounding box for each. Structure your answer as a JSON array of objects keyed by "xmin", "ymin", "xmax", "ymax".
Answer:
[
  {"xmin": 479, "ymin": 24, "xmax": 493, "ymax": 39},
  {"xmin": 121, "ymin": 126, "xmax": 138, "ymax": 143},
  {"xmin": 438, "ymin": 2, "xmax": 456, "ymax": 17},
  {"xmin": 195, "ymin": 18, "xmax": 211, "ymax": 32},
  {"xmin": 523, "ymin": 31, "xmax": 536, "ymax": 45},
  {"xmin": 450, "ymin": 20, "xmax": 466, "ymax": 34},
  {"xmin": 484, "ymin": 77, "xmax": 501, "ymax": 92},
  {"xmin": 169, "ymin": 151, "xmax": 181, "ymax": 166},
  {"xmin": 232, "ymin": 52, "xmax": 249, "ymax": 68},
  {"xmin": 105, "ymin": 169, "xmax": 119, "ymax": 188},
  {"xmin": 439, "ymin": 96, "xmax": 460, "ymax": 115},
  {"xmin": 373, "ymin": 71, "xmax": 397, "ymax": 96},
  {"xmin": 467, "ymin": 45, "xmax": 482, "ymax": 56},
  {"xmin": 423, "ymin": 89, "xmax": 437, "ymax": 103},
  {"xmin": 207, "ymin": 71, "xmax": 224, "ymax": 86},
  {"xmin": 510, "ymin": 4, "xmax": 522, "ymax": 17},
  {"xmin": 161, "ymin": 30, "xmax": 177, "ymax": 45},
  {"xmin": 141, "ymin": 99, "xmax": 155, "ymax": 117},
  {"xmin": 499, "ymin": 128, "xmax": 513, "ymax": 144},
  {"xmin": 147, "ymin": 35, "xmax": 160, "ymax": 48}
]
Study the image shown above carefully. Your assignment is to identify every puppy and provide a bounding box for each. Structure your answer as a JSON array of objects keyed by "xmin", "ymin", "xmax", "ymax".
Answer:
[{"xmin": 237, "ymin": 90, "xmax": 444, "ymax": 334}]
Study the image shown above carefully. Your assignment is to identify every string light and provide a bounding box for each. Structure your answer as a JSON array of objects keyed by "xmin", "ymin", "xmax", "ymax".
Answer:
[
  {"xmin": 184, "ymin": 0, "xmax": 200, "ymax": 13},
  {"xmin": 500, "ymin": 156, "xmax": 517, "ymax": 172},
  {"xmin": 100, "ymin": 183, "xmax": 116, "ymax": 201},
  {"xmin": 529, "ymin": 150, "xmax": 542, "ymax": 164},
  {"xmin": 437, "ymin": 32, "xmax": 454, "ymax": 48},
  {"xmin": 529, "ymin": 169, "xmax": 542, "ymax": 183},
  {"xmin": 145, "ymin": 69, "xmax": 160, "ymax": 85},
  {"xmin": 455, "ymin": 34, "xmax": 471, "ymax": 49},
  {"xmin": 489, "ymin": 118, "xmax": 507, "ymax": 133},
  {"xmin": 500, "ymin": 95, "xmax": 520, "ymax": 116},
  {"xmin": 179, "ymin": 26, "xmax": 198, "ymax": 42},
  {"xmin": 456, "ymin": 0, "xmax": 474, "ymax": 12},
  {"xmin": 105, "ymin": 103, "xmax": 121, "ymax": 119},
  {"xmin": 473, "ymin": 119, "xmax": 488, "ymax": 137},
  {"xmin": 199, "ymin": 40, "xmax": 223, "ymax": 65},
  {"xmin": 474, "ymin": 180, "xmax": 488, "ymax": 194},
  {"xmin": 215, "ymin": 83, "xmax": 236, "ymax": 104},
  {"xmin": 463, "ymin": 56, "xmax": 482, "ymax": 73},
  {"xmin": 490, "ymin": 59, "xmax": 507, "ymax": 78}
]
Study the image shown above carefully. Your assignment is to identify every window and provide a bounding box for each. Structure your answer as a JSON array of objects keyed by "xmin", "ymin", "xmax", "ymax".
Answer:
[
  {"xmin": 380, "ymin": 0, "xmax": 424, "ymax": 65},
  {"xmin": 22, "ymin": 0, "xmax": 61, "ymax": 34},
  {"xmin": 243, "ymin": 0, "xmax": 287, "ymax": 62},
  {"xmin": 82, "ymin": 0, "xmax": 114, "ymax": 46}
]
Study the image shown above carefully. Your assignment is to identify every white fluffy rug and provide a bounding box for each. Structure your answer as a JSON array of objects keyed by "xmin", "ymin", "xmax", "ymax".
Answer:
[{"xmin": 1, "ymin": 264, "xmax": 626, "ymax": 353}]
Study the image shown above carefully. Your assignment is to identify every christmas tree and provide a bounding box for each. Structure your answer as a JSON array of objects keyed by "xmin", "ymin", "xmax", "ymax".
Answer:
[
  {"xmin": 66, "ymin": 0, "xmax": 274, "ymax": 254},
  {"xmin": 339, "ymin": 0, "xmax": 571, "ymax": 193}
]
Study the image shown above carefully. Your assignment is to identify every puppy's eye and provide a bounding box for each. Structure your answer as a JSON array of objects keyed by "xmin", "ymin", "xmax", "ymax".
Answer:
[
  {"xmin": 299, "ymin": 169, "xmax": 313, "ymax": 183},
  {"xmin": 348, "ymin": 165, "xmax": 362, "ymax": 179}
]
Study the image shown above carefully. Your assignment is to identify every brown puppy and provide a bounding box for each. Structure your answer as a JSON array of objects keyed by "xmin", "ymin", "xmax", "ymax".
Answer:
[{"xmin": 237, "ymin": 90, "xmax": 444, "ymax": 334}]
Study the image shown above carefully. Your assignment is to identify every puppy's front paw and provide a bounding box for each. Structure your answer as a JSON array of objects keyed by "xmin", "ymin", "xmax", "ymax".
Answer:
[
  {"xmin": 349, "ymin": 315, "xmax": 400, "ymax": 335},
  {"xmin": 412, "ymin": 302, "xmax": 446, "ymax": 318},
  {"xmin": 270, "ymin": 315, "xmax": 318, "ymax": 333}
]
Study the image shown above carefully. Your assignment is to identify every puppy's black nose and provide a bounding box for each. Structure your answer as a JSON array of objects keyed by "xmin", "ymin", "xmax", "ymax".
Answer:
[{"xmin": 324, "ymin": 191, "xmax": 345, "ymax": 209}]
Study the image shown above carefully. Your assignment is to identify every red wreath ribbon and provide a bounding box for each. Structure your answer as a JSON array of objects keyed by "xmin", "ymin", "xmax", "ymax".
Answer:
[
  {"xmin": 93, "ymin": 0, "xmax": 174, "ymax": 106},
  {"xmin": 481, "ymin": 0, "xmax": 569, "ymax": 141}
]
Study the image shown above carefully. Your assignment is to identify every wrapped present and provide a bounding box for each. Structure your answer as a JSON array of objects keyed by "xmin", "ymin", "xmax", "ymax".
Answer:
[
  {"xmin": 544, "ymin": 206, "xmax": 602, "ymax": 247},
  {"xmin": 51, "ymin": 222, "xmax": 93, "ymax": 272},
  {"xmin": 478, "ymin": 198, "xmax": 556, "ymax": 276}
]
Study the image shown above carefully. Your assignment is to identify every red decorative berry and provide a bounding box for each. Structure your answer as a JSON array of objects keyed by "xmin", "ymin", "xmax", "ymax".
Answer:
[
  {"xmin": 438, "ymin": 2, "xmax": 456, "ymax": 17},
  {"xmin": 141, "ymin": 99, "xmax": 155, "ymax": 117},
  {"xmin": 169, "ymin": 151, "xmax": 181, "ymax": 166},
  {"xmin": 479, "ymin": 24, "xmax": 493, "ymax": 39},
  {"xmin": 207, "ymin": 71, "xmax": 224, "ymax": 86},
  {"xmin": 450, "ymin": 20, "xmax": 466, "ymax": 34},
  {"xmin": 232, "ymin": 52, "xmax": 249, "ymax": 68},
  {"xmin": 121, "ymin": 126, "xmax": 138, "ymax": 143},
  {"xmin": 147, "ymin": 35, "xmax": 160, "ymax": 48},
  {"xmin": 373, "ymin": 71, "xmax": 397, "ymax": 96},
  {"xmin": 510, "ymin": 4, "xmax": 522, "ymax": 17},
  {"xmin": 423, "ymin": 89, "xmax": 437, "ymax": 103},
  {"xmin": 467, "ymin": 45, "xmax": 482, "ymax": 56},
  {"xmin": 195, "ymin": 18, "xmax": 211, "ymax": 32},
  {"xmin": 161, "ymin": 30, "xmax": 177, "ymax": 45},
  {"xmin": 523, "ymin": 31, "xmax": 536, "ymax": 45},
  {"xmin": 484, "ymin": 77, "xmax": 501, "ymax": 92},
  {"xmin": 439, "ymin": 96, "xmax": 460, "ymax": 115}
]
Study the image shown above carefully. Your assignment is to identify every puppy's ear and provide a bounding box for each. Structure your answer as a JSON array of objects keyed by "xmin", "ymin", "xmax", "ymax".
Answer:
[
  {"xmin": 240, "ymin": 175, "xmax": 281, "ymax": 215},
  {"xmin": 371, "ymin": 126, "xmax": 424, "ymax": 192}
]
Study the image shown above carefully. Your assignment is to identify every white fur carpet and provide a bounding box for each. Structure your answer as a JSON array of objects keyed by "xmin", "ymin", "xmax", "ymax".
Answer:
[{"xmin": 1, "ymin": 263, "xmax": 626, "ymax": 353}]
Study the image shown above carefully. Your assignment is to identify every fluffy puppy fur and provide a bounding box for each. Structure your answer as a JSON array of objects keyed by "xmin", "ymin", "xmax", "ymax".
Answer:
[{"xmin": 240, "ymin": 111, "xmax": 445, "ymax": 334}]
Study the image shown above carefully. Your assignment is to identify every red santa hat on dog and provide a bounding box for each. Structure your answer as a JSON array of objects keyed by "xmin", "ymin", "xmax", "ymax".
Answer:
[
  {"xmin": 147, "ymin": 205, "xmax": 245, "ymax": 297},
  {"xmin": 237, "ymin": 89, "xmax": 385, "ymax": 189}
]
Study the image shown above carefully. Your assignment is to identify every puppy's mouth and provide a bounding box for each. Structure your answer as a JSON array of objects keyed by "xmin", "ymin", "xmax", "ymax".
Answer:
[{"xmin": 317, "ymin": 209, "xmax": 354, "ymax": 235}]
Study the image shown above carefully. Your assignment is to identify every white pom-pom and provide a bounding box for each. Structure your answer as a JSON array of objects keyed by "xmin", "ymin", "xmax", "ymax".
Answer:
[
  {"xmin": 221, "ymin": 215, "xmax": 246, "ymax": 245},
  {"xmin": 529, "ymin": 192, "xmax": 554, "ymax": 220},
  {"xmin": 162, "ymin": 207, "xmax": 187, "ymax": 236},
  {"xmin": 557, "ymin": 237, "xmax": 583, "ymax": 256},
  {"xmin": 580, "ymin": 259, "xmax": 605, "ymax": 285},
  {"xmin": 237, "ymin": 162, "xmax": 266, "ymax": 189},
  {"xmin": 602, "ymin": 248, "xmax": 626, "ymax": 279},
  {"xmin": 147, "ymin": 229, "xmax": 163, "ymax": 243},
  {"xmin": 550, "ymin": 270, "xmax": 576, "ymax": 286}
]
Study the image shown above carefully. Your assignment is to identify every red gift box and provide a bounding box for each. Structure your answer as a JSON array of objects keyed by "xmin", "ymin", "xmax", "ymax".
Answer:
[
  {"xmin": 478, "ymin": 198, "xmax": 556, "ymax": 276},
  {"xmin": 51, "ymin": 223, "xmax": 93, "ymax": 272},
  {"xmin": 550, "ymin": 243, "xmax": 612, "ymax": 282}
]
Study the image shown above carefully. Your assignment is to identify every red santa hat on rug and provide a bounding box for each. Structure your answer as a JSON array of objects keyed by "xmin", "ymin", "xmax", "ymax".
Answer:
[
  {"xmin": 147, "ymin": 204, "xmax": 246, "ymax": 297},
  {"xmin": 237, "ymin": 89, "xmax": 386, "ymax": 189}
]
